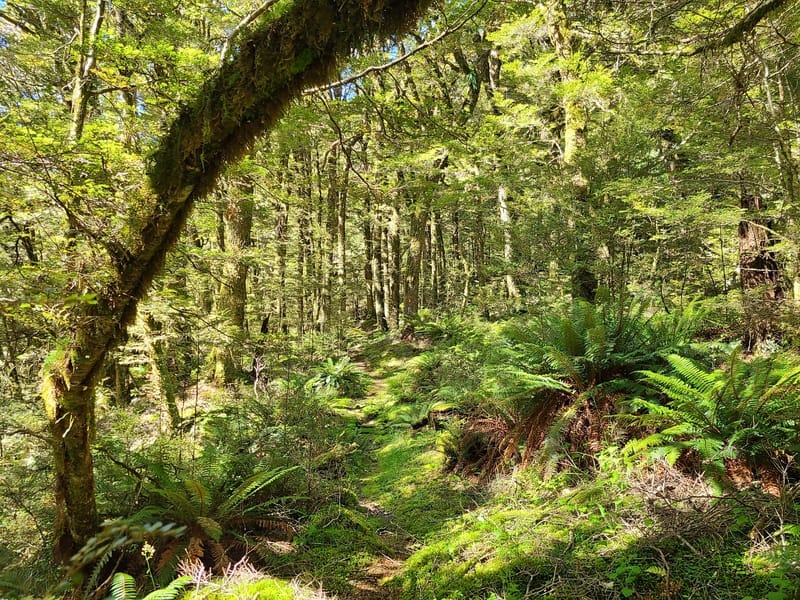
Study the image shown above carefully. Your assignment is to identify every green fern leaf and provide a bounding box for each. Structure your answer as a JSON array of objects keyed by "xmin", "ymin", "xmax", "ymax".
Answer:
[
  {"xmin": 559, "ymin": 316, "xmax": 585, "ymax": 357},
  {"xmin": 217, "ymin": 465, "xmax": 300, "ymax": 516},
  {"xmin": 108, "ymin": 572, "xmax": 137, "ymax": 600},
  {"xmin": 196, "ymin": 516, "xmax": 223, "ymax": 542},
  {"xmin": 150, "ymin": 487, "xmax": 196, "ymax": 519},
  {"xmin": 664, "ymin": 354, "xmax": 721, "ymax": 396},
  {"xmin": 140, "ymin": 575, "xmax": 190, "ymax": 600},
  {"xmin": 183, "ymin": 479, "xmax": 211, "ymax": 516}
]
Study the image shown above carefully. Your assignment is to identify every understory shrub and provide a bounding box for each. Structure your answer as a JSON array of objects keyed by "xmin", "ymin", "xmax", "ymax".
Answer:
[
  {"xmin": 439, "ymin": 294, "xmax": 704, "ymax": 478},
  {"xmin": 625, "ymin": 349, "xmax": 800, "ymax": 491}
]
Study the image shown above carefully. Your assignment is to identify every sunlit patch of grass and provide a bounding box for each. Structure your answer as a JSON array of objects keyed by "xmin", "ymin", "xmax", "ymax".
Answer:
[
  {"xmin": 360, "ymin": 431, "xmax": 479, "ymax": 539},
  {"xmin": 395, "ymin": 466, "xmax": 787, "ymax": 600}
]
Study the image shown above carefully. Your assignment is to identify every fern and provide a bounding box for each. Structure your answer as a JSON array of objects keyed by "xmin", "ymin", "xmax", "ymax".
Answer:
[
  {"xmin": 627, "ymin": 348, "xmax": 800, "ymax": 485},
  {"xmin": 140, "ymin": 576, "xmax": 190, "ymax": 600},
  {"xmin": 129, "ymin": 465, "xmax": 299, "ymax": 574},
  {"xmin": 108, "ymin": 573, "xmax": 137, "ymax": 600},
  {"xmin": 218, "ymin": 465, "xmax": 299, "ymax": 515},
  {"xmin": 106, "ymin": 573, "xmax": 190, "ymax": 600}
]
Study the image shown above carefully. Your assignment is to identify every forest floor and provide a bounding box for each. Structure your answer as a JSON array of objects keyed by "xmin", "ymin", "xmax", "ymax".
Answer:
[
  {"xmin": 264, "ymin": 335, "xmax": 799, "ymax": 600},
  {"xmin": 297, "ymin": 339, "xmax": 480, "ymax": 599}
]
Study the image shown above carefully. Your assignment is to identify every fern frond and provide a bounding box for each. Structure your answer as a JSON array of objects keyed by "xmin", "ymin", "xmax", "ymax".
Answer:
[
  {"xmin": 196, "ymin": 516, "xmax": 223, "ymax": 542},
  {"xmin": 544, "ymin": 348, "xmax": 585, "ymax": 389},
  {"xmin": 664, "ymin": 354, "xmax": 722, "ymax": 396},
  {"xmin": 140, "ymin": 575, "xmax": 190, "ymax": 600},
  {"xmin": 558, "ymin": 316, "xmax": 585, "ymax": 357},
  {"xmin": 149, "ymin": 487, "xmax": 196, "ymax": 519},
  {"xmin": 85, "ymin": 549, "xmax": 113, "ymax": 597},
  {"xmin": 108, "ymin": 572, "xmax": 137, "ymax": 600},
  {"xmin": 638, "ymin": 369, "xmax": 710, "ymax": 411},
  {"xmin": 183, "ymin": 479, "xmax": 211, "ymax": 516},
  {"xmin": 217, "ymin": 465, "xmax": 300, "ymax": 516}
]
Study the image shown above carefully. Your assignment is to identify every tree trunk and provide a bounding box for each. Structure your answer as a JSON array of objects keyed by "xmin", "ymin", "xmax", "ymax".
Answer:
[
  {"xmin": 336, "ymin": 161, "xmax": 349, "ymax": 338},
  {"xmin": 547, "ymin": 0, "xmax": 597, "ymax": 302},
  {"xmin": 214, "ymin": 182, "xmax": 253, "ymax": 383},
  {"xmin": 371, "ymin": 210, "xmax": 388, "ymax": 331},
  {"xmin": 144, "ymin": 315, "xmax": 181, "ymax": 428},
  {"xmin": 387, "ymin": 204, "xmax": 401, "ymax": 329},
  {"xmin": 41, "ymin": 0, "xmax": 434, "ymax": 559},
  {"xmin": 401, "ymin": 171, "xmax": 430, "ymax": 325},
  {"xmin": 363, "ymin": 195, "xmax": 377, "ymax": 324},
  {"xmin": 44, "ymin": 374, "xmax": 97, "ymax": 563},
  {"xmin": 68, "ymin": 0, "xmax": 106, "ymax": 142},
  {"xmin": 498, "ymin": 184, "xmax": 520, "ymax": 299},
  {"xmin": 275, "ymin": 200, "xmax": 290, "ymax": 334},
  {"xmin": 739, "ymin": 190, "xmax": 784, "ymax": 351}
]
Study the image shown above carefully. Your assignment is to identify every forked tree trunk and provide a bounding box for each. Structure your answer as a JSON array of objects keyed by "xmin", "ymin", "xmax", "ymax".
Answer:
[{"xmin": 42, "ymin": 0, "xmax": 433, "ymax": 561}]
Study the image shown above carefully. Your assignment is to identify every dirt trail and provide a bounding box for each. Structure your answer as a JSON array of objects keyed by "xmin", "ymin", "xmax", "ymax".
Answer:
[{"xmin": 338, "ymin": 363, "xmax": 411, "ymax": 600}]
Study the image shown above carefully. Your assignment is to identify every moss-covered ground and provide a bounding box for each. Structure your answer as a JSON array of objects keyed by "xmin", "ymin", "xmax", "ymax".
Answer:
[{"xmin": 258, "ymin": 333, "xmax": 798, "ymax": 600}]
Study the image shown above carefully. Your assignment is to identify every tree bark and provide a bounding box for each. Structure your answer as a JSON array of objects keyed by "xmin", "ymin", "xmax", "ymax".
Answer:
[
  {"xmin": 41, "ymin": 0, "xmax": 433, "ymax": 561},
  {"xmin": 143, "ymin": 315, "xmax": 181, "ymax": 428},
  {"xmin": 739, "ymin": 190, "xmax": 784, "ymax": 351},
  {"xmin": 214, "ymin": 182, "xmax": 253, "ymax": 383},
  {"xmin": 371, "ymin": 210, "xmax": 388, "ymax": 331},
  {"xmin": 68, "ymin": 0, "xmax": 106, "ymax": 142},
  {"xmin": 498, "ymin": 184, "xmax": 520, "ymax": 299},
  {"xmin": 387, "ymin": 203, "xmax": 401, "ymax": 329}
]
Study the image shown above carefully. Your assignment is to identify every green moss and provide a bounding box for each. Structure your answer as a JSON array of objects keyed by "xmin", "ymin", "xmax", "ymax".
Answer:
[{"xmin": 184, "ymin": 576, "xmax": 297, "ymax": 599}]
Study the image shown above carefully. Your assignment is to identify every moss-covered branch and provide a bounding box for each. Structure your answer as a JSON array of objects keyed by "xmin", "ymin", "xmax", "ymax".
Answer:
[{"xmin": 45, "ymin": 0, "xmax": 434, "ymax": 561}]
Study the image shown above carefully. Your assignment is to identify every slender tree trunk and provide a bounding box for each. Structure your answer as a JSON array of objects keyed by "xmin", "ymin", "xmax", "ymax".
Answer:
[
  {"xmin": 275, "ymin": 200, "xmax": 290, "ymax": 334},
  {"xmin": 69, "ymin": 0, "xmax": 106, "ymax": 142},
  {"xmin": 387, "ymin": 203, "xmax": 401, "ymax": 329},
  {"xmin": 403, "ymin": 203, "xmax": 429, "ymax": 323},
  {"xmin": 452, "ymin": 209, "xmax": 470, "ymax": 310},
  {"xmin": 296, "ymin": 147, "xmax": 314, "ymax": 335},
  {"xmin": 143, "ymin": 315, "xmax": 181, "ymax": 427},
  {"xmin": 498, "ymin": 184, "xmax": 520, "ymax": 299},
  {"xmin": 214, "ymin": 182, "xmax": 253, "ymax": 383},
  {"xmin": 401, "ymin": 170, "xmax": 430, "ymax": 325},
  {"xmin": 371, "ymin": 210, "xmax": 388, "ymax": 331},
  {"xmin": 336, "ymin": 164, "xmax": 349, "ymax": 337},
  {"xmin": 547, "ymin": 0, "xmax": 597, "ymax": 302},
  {"xmin": 363, "ymin": 195, "xmax": 377, "ymax": 324}
]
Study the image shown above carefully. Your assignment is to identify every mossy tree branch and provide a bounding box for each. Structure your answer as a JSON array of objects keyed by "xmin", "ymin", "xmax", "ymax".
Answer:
[{"xmin": 44, "ymin": 0, "xmax": 434, "ymax": 562}]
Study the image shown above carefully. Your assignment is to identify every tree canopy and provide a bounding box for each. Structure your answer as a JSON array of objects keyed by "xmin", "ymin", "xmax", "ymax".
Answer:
[{"xmin": 1, "ymin": 0, "xmax": 800, "ymax": 597}]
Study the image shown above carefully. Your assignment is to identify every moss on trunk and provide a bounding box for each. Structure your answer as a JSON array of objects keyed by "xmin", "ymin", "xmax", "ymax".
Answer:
[{"xmin": 43, "ymin": 0, "xmax": 434, "ymax": 562}]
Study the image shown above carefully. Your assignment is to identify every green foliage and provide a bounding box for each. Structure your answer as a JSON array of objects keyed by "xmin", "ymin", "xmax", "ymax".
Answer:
[
  {"xmin": 308, "ymin": 357, "xmax": 370, "ymax": 398},
  {"xmin": 626, "ymin": 349, "xmax": 800, "ymax": 483},
  {"xmin": 65, "ymin": 521, "xmax": 186, "ymax": 595},
  {"xmin": 129, "ymin": 465, "xmax": 299, "ymax": 576},
  {"xmin": 107, "ymin": 573, "xmax": 189, "ymax": 600},
  {"xmin": 505, "ymin": 295, "xmax": 690, "ymax": 393}
]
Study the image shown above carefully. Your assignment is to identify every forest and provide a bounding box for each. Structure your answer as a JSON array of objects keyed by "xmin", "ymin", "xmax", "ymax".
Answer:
[{"xmin": 1, "ymin": 0, "xmax": 800, "ymax": 598}]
